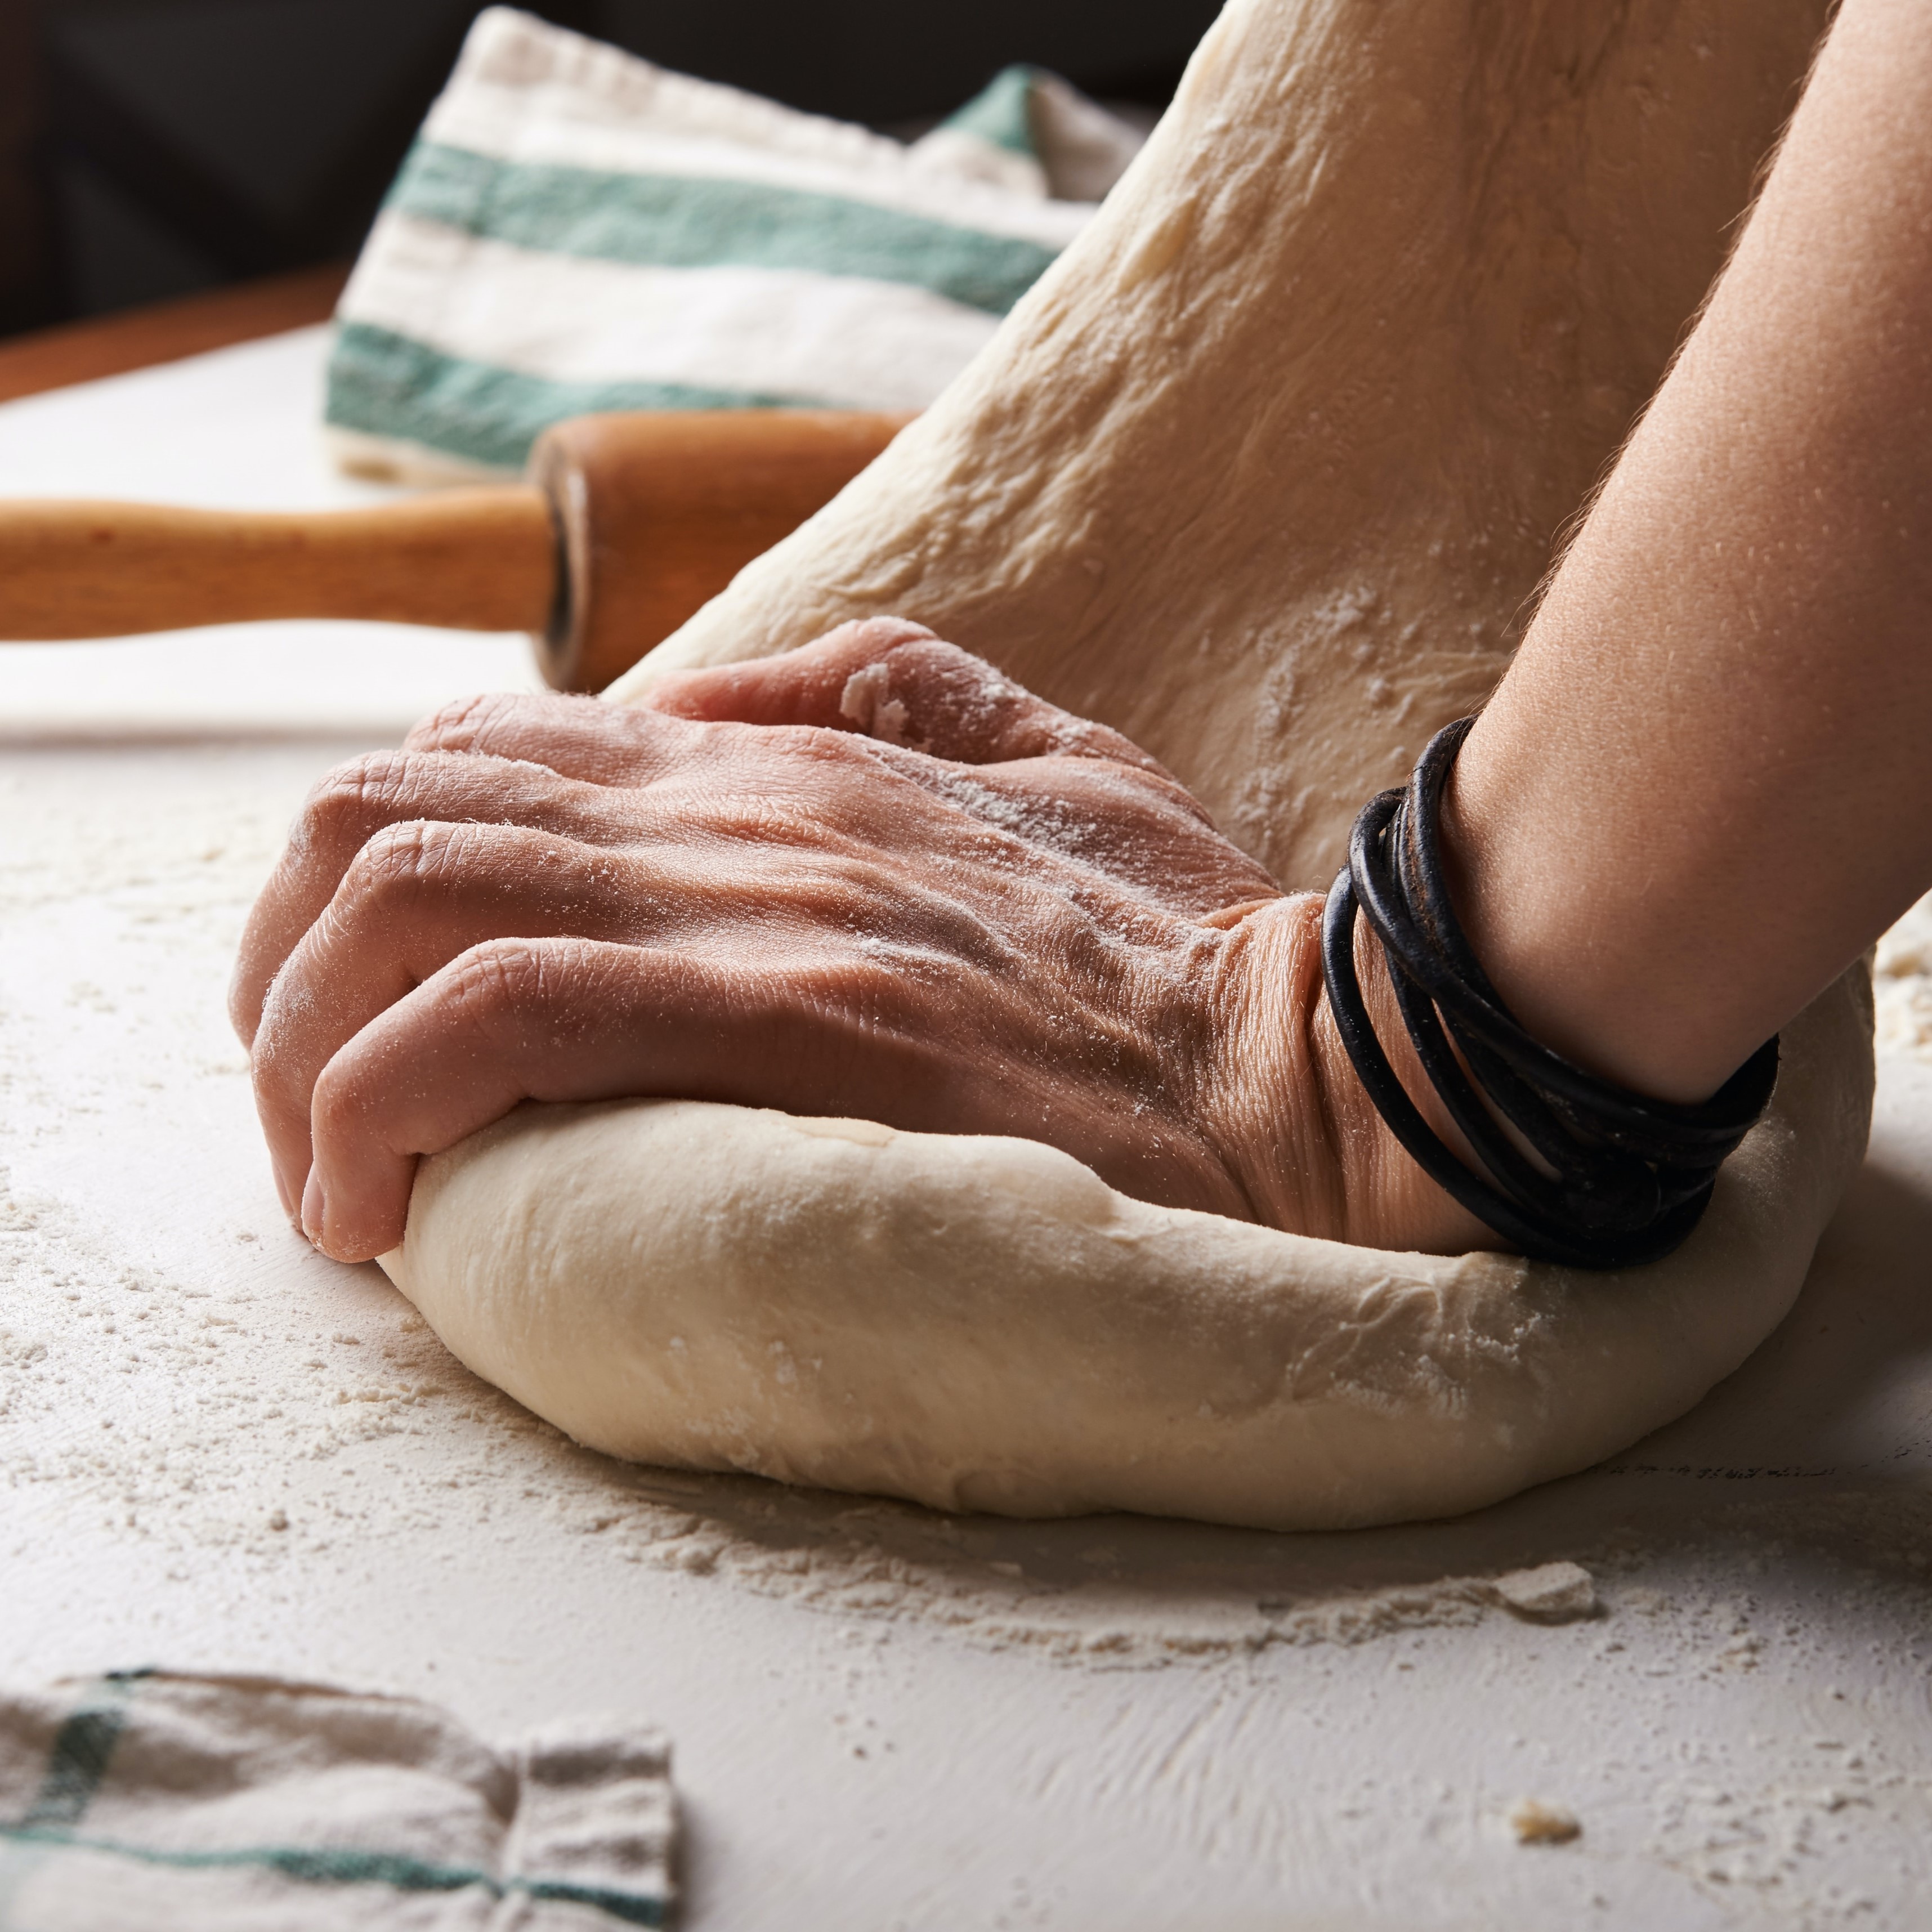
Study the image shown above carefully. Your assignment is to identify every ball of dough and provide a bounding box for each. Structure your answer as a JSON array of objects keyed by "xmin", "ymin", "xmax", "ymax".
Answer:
[
  {"xmin": 379, "ymin": 0, "xmax": 1865, "ymax": 1530},
  {"xmin": 380, "ymin": 967, "xmax": 1871, "ymax": 1532}
]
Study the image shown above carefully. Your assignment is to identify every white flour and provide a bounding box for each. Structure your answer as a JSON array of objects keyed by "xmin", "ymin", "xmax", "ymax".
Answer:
[{"xmin": 6, "ymin": 739, "xmax": 1932, "ymax": 1926}]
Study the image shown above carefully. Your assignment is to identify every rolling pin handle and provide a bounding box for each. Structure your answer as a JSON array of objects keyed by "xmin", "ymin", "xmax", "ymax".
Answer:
[
  {"xmin": 0, "ymin": 490, "xmax": 556, "ymax": 641},
  {"xmin": 527, "ymin": 409, "xmax": 913, "ymax": 694}
]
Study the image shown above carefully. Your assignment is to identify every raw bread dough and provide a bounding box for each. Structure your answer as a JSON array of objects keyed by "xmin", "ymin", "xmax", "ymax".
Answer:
[
  {"xmin": 382, "ymin": 968, "xmax": 1871, "ymax": 1531},
  {"xmin": 608, "ymin": 0, "xmax": 1835, "ymax": 891},
  {"xmin": 379, "ymin": 0, "xmax": 1874, "ymax": 1529}
]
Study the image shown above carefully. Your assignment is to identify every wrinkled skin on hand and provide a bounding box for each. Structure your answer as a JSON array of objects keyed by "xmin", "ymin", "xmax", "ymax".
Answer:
[{"xmin": 232, "ymin": 619, "xmax": 1489, "ymax": 1263}]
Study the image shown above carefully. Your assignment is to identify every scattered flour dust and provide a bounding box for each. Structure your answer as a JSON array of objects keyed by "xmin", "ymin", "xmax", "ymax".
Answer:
[
  {"xmin": 0, "ymin": 741, "xmax": 1627, "ymax": 1677},
  {"xmin": 0, "ymin": 1146, "xmax": 1616, "ymax": 1672},
  {"xmin": 6, "ymin": 739, "xmax": 1932, "ymax": 1925},
  {"xmin": 6, "ymin": 752, "xmax": 1932, "ymax": 1662}
]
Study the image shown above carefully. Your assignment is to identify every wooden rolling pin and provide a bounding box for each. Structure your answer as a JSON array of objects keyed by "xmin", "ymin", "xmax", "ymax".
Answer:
[{"xmin": 0, "ymin": 410, "xmax": 912, "ymax": 692}]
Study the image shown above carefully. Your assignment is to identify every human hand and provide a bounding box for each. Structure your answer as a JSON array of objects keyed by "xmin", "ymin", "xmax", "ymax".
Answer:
[{"xmin": 232, "ymin": 619, "xmax": 1490, "ymax": 1262}]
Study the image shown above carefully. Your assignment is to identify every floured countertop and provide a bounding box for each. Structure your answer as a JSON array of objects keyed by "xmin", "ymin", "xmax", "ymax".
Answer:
[{"xmin": 3, "ymin": 329, "xmax": 1931, "ymax": 1930}]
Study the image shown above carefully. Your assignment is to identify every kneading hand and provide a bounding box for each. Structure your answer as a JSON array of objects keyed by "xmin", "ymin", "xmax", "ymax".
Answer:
[{"xmin": 232, "ymin": 619, "xmax": 1489, "ymax": 1263}]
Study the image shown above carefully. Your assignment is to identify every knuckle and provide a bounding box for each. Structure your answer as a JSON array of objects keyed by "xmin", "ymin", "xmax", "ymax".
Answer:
[
  {"xmin": 249, "ymin": 968, "xmax": 318, "ymax": 1107},
  {"xmin": 440, "ymin": 936, "xmax": 551, "ymax": 1023},
  {"xmin": 307, "ymin": 1054, "xmax": 361, "ymax": 1138},
  {"xmin": 299, "ymin": 750, "xmax": 419, "ymax": 847},
  {"xmin": 256, "ymin": 946, "xmax": 317, "ymax": 1039},
  {"xmin": 402, "ymin": 691, "xmax": 501, "ymax": 752},
  {"xmin": 842, "ymin": 615, "xmax": 938, "ymax": 660},
  {"xmin": 435, "ymin": 934, "xmax": 621, "ymax": 1049},
  {"xmin": 247, "ymin": 986, "xmax": 291, "ymax": 1077},
  {"xmin": 338, "ymin": 817, "xmax": 458, "ymax": 909},
  {"xmin": 898, "ymin": 634, "xmax": 982, "ymax": 677}
]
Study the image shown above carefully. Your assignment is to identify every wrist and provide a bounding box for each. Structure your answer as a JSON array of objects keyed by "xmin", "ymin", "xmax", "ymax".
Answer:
[
  {"xmin": 1441, "ymin": 713, "xmax": 1736, "ymax": 1105},
  {"xmin": 1202, "ymin": 894, "xmax": 1495, "ymax": 1253}
]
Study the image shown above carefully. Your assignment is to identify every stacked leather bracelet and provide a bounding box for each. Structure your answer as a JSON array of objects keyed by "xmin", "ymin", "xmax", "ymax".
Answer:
[{"xmin": 1321, "ymin": 717, "xmax": 1780, "ymax": 1270}]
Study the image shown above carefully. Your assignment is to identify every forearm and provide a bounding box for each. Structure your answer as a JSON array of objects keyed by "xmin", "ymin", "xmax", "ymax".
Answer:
[{"xmin": 1447, "ymin": 0, "xmax": 1932, "ymax": 1102}]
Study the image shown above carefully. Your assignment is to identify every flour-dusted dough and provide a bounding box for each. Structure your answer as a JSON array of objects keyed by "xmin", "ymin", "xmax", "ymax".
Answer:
[
  {"xmin": 607, "ymin": 0, "xmax": 1835, "ymax": 891},
  {"xmin": 380, "ymin": 0, "xmax": 1874, "ymax": 1529},
  {"xmin": 382, "ymin": 969, "xmax": 1871, "ymax": 1531}
]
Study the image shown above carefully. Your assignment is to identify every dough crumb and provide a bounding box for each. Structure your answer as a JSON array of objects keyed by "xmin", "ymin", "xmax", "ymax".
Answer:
[
  {"xmin": 838, "ymin": 662, "xmax": 915, "ymax": 745},
  {"xmin": 1491, "ymin": 1560, "xmax": 1597, "ymax": 1622},
  {"xmin": 1509, "ymin": 1798, "xmax": 1581, "ymax": 1845}
]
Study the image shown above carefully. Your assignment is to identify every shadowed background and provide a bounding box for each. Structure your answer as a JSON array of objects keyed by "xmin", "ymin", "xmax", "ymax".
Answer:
[{"xmin": 0, "ymin": 0, "xmax": 1222, "ymax": 335}]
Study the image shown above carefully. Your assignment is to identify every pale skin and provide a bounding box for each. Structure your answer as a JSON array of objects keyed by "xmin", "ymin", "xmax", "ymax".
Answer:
[
  {"xmin": 1447, "ymin": 0, "xmax": 1932, "ymax": 1106},
  {"xmin": 234, "ymin": 0, "xmax": 1930, "ymax": 1265}
]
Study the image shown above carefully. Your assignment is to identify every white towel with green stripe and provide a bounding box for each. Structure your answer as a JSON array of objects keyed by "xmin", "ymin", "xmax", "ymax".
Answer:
[
  {"xmin": 325, "ymin": 7, "xmax": 1147, "ymax": 483},
  {"xmin": 0, "ymin": 1670, "xmax": 674, "ymax": 1929}
]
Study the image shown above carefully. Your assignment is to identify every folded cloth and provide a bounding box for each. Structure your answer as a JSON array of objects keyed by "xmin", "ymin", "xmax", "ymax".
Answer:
[
  {"xmin": 325, "ymin": 6, "xmax": 1148, "ymax": 483},
  {"xmin": 0, "ymin": 1670, "xmax": 675, "ymax": 1929}
]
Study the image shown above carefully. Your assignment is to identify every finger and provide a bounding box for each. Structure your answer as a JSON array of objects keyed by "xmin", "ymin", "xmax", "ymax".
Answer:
[
  {"xmin": 305, "ymin": 919, "xmax": 1245, "ymax": 1263},
  {"xmin": 641, "ymin": 619, "xmax": 1173, "ymax": 773},
  {"xmin": 250, "ymin": 819, "xmax": 664, "ymax": 1215},
  {"xmin": 230, "ymin": 746, "xmax": 665, "ymax": 1046},
  {"xmin": 401, "ymin": 690, "xmax": 696, "ymax": 787},
  {"xmin": 301, "ymin": 935, "xmax": 936, "ymax": 1262},
  {"xmin": 633, "ymin": 618, "xmax": 936, "ymax": 730}
]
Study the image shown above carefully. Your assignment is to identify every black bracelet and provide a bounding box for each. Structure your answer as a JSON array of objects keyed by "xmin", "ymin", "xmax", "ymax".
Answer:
[{"xmin": 1320, "ymin": 717, "xmax": 1779, "ymax": 1270}]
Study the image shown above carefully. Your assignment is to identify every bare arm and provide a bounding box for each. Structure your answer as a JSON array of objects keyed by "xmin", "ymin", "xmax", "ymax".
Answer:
[
  {"xmin": 238, "ymin": 0, "xmax": 1927, "ymax": 1267},
  {"xmin": 1449, "ymin": 0, "xmax": 1932, "ymax": 1103}
]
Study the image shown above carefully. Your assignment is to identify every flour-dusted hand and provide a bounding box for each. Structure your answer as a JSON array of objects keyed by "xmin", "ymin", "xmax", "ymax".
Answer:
[{"xmin": 232, "ymin": 619, "xmax": 1487, "ymax": 1263}]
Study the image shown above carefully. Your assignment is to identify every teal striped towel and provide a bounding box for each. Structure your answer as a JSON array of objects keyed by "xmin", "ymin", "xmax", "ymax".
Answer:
[
  {"xmin": 325, "ymin": 7, "xmax": 1147, "ymax": 483},
  {"xmin": 0, "ymin": 1671, "xmax": 675, "ymax": 1928}
]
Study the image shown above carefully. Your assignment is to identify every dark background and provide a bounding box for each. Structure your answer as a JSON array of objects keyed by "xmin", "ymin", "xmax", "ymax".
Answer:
[{"xmin": 0, "ymin": 0, "xmax": 1221, "ymax": 339}]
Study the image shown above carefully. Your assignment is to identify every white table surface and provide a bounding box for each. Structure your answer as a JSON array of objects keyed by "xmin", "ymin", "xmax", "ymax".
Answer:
[{"xmin": 3, "ymin": 327, "xmax": 1930, "ymax": 1930}]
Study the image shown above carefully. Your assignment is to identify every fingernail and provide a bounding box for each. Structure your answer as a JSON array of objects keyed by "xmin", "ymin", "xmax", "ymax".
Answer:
[{"xmin": 300, "ymin": 1168, "xmax": 327, "ymax": 1247}]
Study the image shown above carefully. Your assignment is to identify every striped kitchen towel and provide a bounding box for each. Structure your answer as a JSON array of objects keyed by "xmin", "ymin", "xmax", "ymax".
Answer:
[
  {"xmin": 0, "ymin": 1670, "xmax": 676, "ymax": 1928},
  {"xmin": 325, "ymin": 7, "xmax": 1148, "ymax": 483}
]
